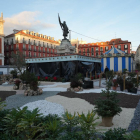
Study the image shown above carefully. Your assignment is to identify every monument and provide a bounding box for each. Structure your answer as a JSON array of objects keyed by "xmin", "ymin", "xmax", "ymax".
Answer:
[{"xmin": 56, "ymin": 14, "xmax": 75, "ymax": 55}]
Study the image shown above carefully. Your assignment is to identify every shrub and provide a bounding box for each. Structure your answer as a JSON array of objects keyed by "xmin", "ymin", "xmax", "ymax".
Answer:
[
  {"xmin": 20, "ymin": 71, "xmax": 39, "ymax": 91},
  {"xmin": 123, "ymin": 129, "xmax": 140, "ymax": 140},
  {"xmin": 45, "ymin": 76, "xmax": 48, "ymax": 80},
  {"xmin": 53, "ymin": 77, "xmax": 57, "ymax": 81},
  {"xmin": 103, "ymin": 128, "xmax": 127, "ymax": 140},
  {"xmin": 14, "ymin": 79, "xmax": 21, "ymax": 87},
  {"xmin": 94, "ymin": 90, "xmax": 122, "ymax": 117},
  {"xmin": 77, "ymin": 110, "xmax": 100, "ymax": 140},
  {"xmin": 70, "ymin": 77, "xmax": 82, "ymax": 88},
  {"xmin": 37, "ymin": 76, "xmax": 40, "ymax": 80},
  {"xmin": 10, "ymin": 70, "xmax": 17, "ymax": 78},
  {"xmin": 112, "ymin": 79, "xmax": 118, "ymax": 87}
]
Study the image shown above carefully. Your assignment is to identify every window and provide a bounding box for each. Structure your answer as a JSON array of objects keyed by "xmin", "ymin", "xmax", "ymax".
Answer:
[
  {"xmin": 43, "ymin": 47, "xmax": 45, "ymax": 52},
  {"xmin": 29, "ymin": 52, "xmax": 31, "ymax": 57},
  {"xmin": 87, "ymin": 48, "xmax": 89, "ymax": 53},
  {"xmin": 96, "ymin": 53, "xmax": 98, "ymax": 56},
  {"xmin": 124, "ymin": 45, "xmax": 128, "ymax": 49},
  {"xmin": 96, "ymin": 47, "xmax": 98, "ymax": 51},
  {"xmin": 118, "ymin": 45, "xmax": 121, "ymax": 49},
  {"xmin": 47, "ymin": 43, "xmax": 48, "ymax": 47},
  {"xmin": 92, "ymin": 53, "xmax": 94, "ymax": 56},
  {"xmin": 87, "ymin": 53, "xmax": 89, "ymax": 56},
  {"xmin": 43, "ymin": 53, "xmax": 45, "ymax": 57},
  {"xmin": 91, "ymin": 48, "xmax": 94, "ymax": 52},
  {"xmin": 34, "ymin": 53, "xmax": 36, "ymax": 57},
  {"xmin": 100, "ymin": 47, "xmax": 103, "ymax": 51},
  {"xmin": 29, "ymin": 45, "xmax": 31, "ymax": 50},
  {"xmin": 83, "ymin": 49, "xmax": 85, "ymax": 52},
  {"xmin": 125, "ymin": 50, "xmax": 128, "ymax": 53},
  {"xmin": 105, "ymin": 46, "xmax": 108, "ymax": 51},
  {"xmin": 111, "ymin": 46, "xmax": 113, "ymax": 48}
]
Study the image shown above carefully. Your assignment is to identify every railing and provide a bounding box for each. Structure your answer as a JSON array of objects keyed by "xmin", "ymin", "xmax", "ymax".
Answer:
[
  {"xmin": 34, "ymin": 49, "xmax": 37, "ymax": 52},
  {"xmin": 107, "ymin": 54, "xmax": 112, "ymax": 57},
  {"xmin": 22, "ymin": 47, "xmax": 26, "ymax": 50},
  {"xmin": 15, "ymin": 47, "xmax": 19, "ymax": 50},
  {"xmin": 28, "ymin": 48, "xmax": 32, "ymax": 51},
  {"xmin": 116, "ymin": 53, "xmax": 121, "ymax": 56},
  {"xmin": 23, "ymin": 40, "xmax": 26, "ymax": 44},
  {"xmin": 15, "ymin": 40, "xmax": 19, "ymax": 43},
  {"xmin": 10, "ymin": 41, "xmax": 14, "ymax": 45}
]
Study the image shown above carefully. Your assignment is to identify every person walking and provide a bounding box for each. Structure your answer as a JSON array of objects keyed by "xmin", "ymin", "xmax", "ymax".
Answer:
[{"xmin": 104, "ymin": 66, "xmax": 109, "ymax": 80}]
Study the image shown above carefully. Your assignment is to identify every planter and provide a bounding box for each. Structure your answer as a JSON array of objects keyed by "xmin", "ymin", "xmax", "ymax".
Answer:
[
  {"xmin": 99, "ymin": 117, "xmax": 113, "ymax": 127},
  {"xmin": 112, "ymin": 86, "xmax": 117, "ymax": 90},
  {"xmin": 82, "ymin": 80, "xmax": 94, "ymax": 89},
  {"xmin": 128, "ymin": 88, "xmax": 137, "ymax": 94}
]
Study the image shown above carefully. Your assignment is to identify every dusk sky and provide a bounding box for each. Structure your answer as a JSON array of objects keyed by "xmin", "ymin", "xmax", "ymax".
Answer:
[{"xmin": 0, "ymin": 0, "xmax": 140, "ymax": 51}]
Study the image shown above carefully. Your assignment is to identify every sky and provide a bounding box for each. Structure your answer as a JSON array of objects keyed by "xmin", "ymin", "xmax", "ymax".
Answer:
[{"xmin": 0, "ymin": 0, "xmax": 140, "ymax": 51}]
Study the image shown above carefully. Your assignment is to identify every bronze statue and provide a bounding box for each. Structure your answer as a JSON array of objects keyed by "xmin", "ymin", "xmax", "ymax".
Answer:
[{"xmin": 58, "ymin": 14, "xmax": 69, "ymax": 39}]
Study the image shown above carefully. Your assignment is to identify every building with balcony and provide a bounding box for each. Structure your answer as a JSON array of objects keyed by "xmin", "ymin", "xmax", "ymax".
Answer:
[
  {"xmin": 78, "ymin": 38, "xmax": 131, "ymax": 57},
  {"xmin": 4, "ymin": 29, "xmax": 59, "ymax": 65}
]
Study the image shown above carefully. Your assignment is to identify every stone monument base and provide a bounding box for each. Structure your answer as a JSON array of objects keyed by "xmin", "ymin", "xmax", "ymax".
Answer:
[{"xmin": 56, "ymin": 39, "xmax": 75, "ymax": 55}]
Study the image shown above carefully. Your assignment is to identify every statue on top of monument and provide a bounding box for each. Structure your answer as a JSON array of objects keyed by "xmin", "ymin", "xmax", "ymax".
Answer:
[{"xmin": 58, "ymin": 14, "xmax": 69, "ymax": 39}]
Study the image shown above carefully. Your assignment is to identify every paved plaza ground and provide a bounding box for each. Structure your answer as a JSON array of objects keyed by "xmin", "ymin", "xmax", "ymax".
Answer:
[{"xmin": 0, "ymin": 78, "xmax": 140, "ymax": 131}]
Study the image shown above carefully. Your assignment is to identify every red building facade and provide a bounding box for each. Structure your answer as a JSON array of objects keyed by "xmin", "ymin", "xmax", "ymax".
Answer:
[
  {"xmin": 78, "ymin": 38, "xmax": 131, "ymax": 57},
  {"xmin": 4, "ymin": 30, "xmax": 60, "ymax": 65}
]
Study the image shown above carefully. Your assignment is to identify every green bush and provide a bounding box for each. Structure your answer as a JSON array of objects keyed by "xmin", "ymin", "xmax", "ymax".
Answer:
[
  {"xmin": 94, "ymin": 90, "xmax": 122, "ymax": 117},
  {"xmin": 77, "ymin": 110, "xmax": 100, "ymax": 140},
  {"xmin": 123, "ymin": 129, "xmax": 140, "ymax": 140},
  {"xmin": 10, "ymin": 70, "xmax": 17, "ymax": 78},
  {"xmin": 20, "ymin": 71, "xmax": 39, "ymax": 90},
  {"xmin": 70, "ymin": 77, "xmax": 82, "ymax": 88},
  {"xmin": 103, "ymin": 128, "xmax": 127, "ymax": 140}
]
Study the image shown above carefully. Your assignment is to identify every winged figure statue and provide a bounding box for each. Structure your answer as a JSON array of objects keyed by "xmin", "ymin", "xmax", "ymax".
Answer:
[{"xmin": 58, "ymin": 14, "xmax": 69, "ymax": 39}]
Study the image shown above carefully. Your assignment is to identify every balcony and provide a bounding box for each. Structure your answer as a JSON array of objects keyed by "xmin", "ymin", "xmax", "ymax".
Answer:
[
  {"xmin": 23, "ymin": 47, "xmax": 26, "ymax": 50},
  {"xmin": 15, "ymin": 40, "xmax": 19, "ymax": 43},
  {"xmin": 38, "ymin": 43, "xmax": 41, "ymax": 46},
  {"xmin": 11, "ymin": 48, "xmax": 14, "ymax": 51},
  {"xmin": 34, "ymin": 49, "xmax": 37, "ymax": 52},
  {"xmin": 28, "ymin": 41, "xmax": 31, "ymax": 44},
  {"xmin": 10, "ymin": 41, "xmax": 14, "ymax": 45},
  {"xmin": 43, "ymin": 50, "xmax": 45, "ymax": 53},
  {"xmin": 15, "ymin": 47, "xmax": 19, "ymax": 50},
  {"xmin": 28, "ymin": 48, "xmax": 32, "ymax": 51},
  {"xmin": 43, "ymin": 44, "xmax": 45, "ymax": 47},
  {"xmin": 23, "ymin": 40, "xmax": 26, "ymax": 44},
  {"xmin": 39, "ymin": 50, "xmax": 41, "ymax": 52},
  {"xmin": 6, "ymin": 48, "xmax": 9, "ymax": 51},
  {"xmin": 100, "ymin": 49, "xmax": 103, "ymax": 52},
  {"xmin": 34, "ymin": 43, "xmax": 36, "ymax": 46},
  {"xmin": 96, "ymin": 49, "xmax": 99, "ymax": 51}
]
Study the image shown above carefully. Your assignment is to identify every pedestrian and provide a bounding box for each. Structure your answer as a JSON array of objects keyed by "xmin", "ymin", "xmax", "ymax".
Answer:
[{"xmin": 104, "ymin": 66, "xmax": 109, "ymax": 80}]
